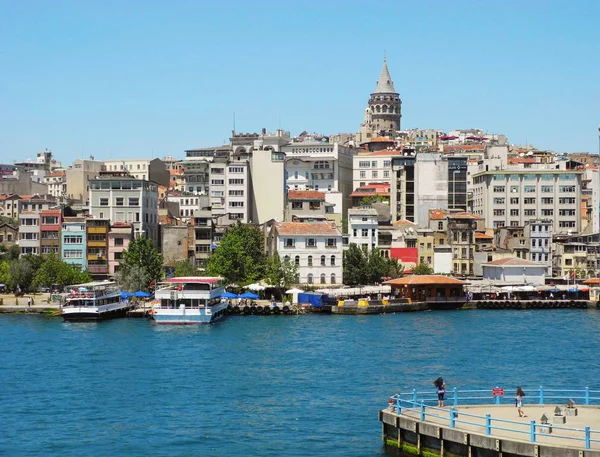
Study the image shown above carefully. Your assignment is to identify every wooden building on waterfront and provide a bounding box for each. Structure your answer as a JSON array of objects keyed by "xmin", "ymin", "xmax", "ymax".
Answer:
[{"xmin": 384, "ymin": 275, "xmax": 468, "ymax": 306}]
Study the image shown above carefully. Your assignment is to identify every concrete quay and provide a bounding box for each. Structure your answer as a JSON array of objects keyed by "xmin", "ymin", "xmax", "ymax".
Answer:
[{"xmin": 381, "ymin": 404, "xmax": 600, "ymax": 456}]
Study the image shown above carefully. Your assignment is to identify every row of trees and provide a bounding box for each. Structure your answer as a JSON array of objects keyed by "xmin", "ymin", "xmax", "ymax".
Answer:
[
  {"xmin": 0, "ymin": 249, "xmax": 92, "ymax": 293},
  {"xmin": 342, "ymin": 244, "xmax": 403, "ymax": 285}
]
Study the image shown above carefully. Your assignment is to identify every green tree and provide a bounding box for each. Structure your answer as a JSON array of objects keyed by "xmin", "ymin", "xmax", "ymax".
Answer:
[
  {"xmin": 116, "ymin": 235, "xmax": 163, "ymax": 292},
  {"xmin": 9, "ymin": 258, "xmax": 36, "ymax": 292},
  {"xmin": 413, "ymin": 262, "xmax": 434, "ymax": 275},
  {"xmin": 344, "ymin": 244, "xmax": 403, "ymax": 285},
  {"xmin": 206, "ymin": 222, "xmax": 265, "ymax": 284},
  {"xmin": 343, "ymin": 243, "xmax": 368, "ymax": 285},
  {"xmin": 265, "ymin": 251, "xmax": 299, "ymax": 298},
  {"xmin": 173, "ymin": 260, "xmax": 200, "ymax": 277},
  {"xmin": 32, "ymin": 254, "xmax": 92, "ymax": 290},
  {"xmin": 0, "ymin": 260, "xmax": 10, "ymax": 287},
  {"xmin": 115, "ymin": 264, "xmax": 151, "ymax": 293}
]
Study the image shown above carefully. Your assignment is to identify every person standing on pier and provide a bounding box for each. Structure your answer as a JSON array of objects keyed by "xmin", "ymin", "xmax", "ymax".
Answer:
[
  {"xmin": 515, "ymin": 387, "xmax": 526, "ymax": 417},
  {"xmin": 434, "ymin": 377, "xmax": 446, "ymax": 407}
]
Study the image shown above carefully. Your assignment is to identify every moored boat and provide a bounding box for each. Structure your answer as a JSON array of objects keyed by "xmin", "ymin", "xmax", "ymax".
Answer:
[
  {"xmin": 152, "ymin": 277, "xmax": 227, "ymax": 324},
  {"xmin": 62, "ymin": 281, "xmax": 131, "ymax": 322}
]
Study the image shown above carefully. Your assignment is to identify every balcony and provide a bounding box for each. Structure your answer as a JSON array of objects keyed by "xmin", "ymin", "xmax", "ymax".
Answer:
[
  {"xmin": 87, "ymin": 254, "xmax": 106, "ymax": 261},
  {"xmin": 88, "ymin": 227, "xmax": 108, "ymax": 234},
  {"xmin": 87, "ymin": 265, "xmax": 108, "ymax": 274},
  {"xmin": 88, "ymin": 240, "xmax": 107, "ymax": 247}
]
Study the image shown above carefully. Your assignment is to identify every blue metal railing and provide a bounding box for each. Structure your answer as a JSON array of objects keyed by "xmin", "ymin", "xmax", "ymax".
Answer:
[{"xmin": 386, "ymin": 386, "xmax": 600, "ymax": 450}]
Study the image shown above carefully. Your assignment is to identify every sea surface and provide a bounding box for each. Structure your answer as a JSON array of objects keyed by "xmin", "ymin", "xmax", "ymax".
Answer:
[{"xmin": 1, "ymin": 309, "xmax": 600, "ymax": 456}]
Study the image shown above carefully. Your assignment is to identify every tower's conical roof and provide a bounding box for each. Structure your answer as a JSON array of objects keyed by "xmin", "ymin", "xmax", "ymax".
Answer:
[{"xmin": 374, "ymin": 56, "xmax": 396, "ymax": 94}]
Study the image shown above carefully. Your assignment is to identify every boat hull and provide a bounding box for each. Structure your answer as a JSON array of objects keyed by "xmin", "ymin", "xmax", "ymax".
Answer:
[
  {"xmin": 62, "ymin": 304, "xmax": 133, "ymax": 322},
  {"xmin": 152, "ymin": 303, "xmax": 227, "ymax": 325}
]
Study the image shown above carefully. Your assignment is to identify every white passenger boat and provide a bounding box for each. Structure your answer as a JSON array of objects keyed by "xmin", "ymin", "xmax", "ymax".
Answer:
[
  {"xmin": 62, "ymin": 281, "xmax": 131, "ymax": 322},
  {"xmin": 152, "ymin": 277, "xmax": 227, "ymax": 324}
]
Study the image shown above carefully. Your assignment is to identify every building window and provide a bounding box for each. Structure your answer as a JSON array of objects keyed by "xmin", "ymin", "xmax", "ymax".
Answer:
[
  {"xmin": 308, "ymin": 255, "xmax": 313, "ymax": 267},
  {"xmin": 321, "ymin": 255, "xmax": 326, "ymax": 266},
  {"xmin": 320, "ymin": 274, "xmax": 326, "ymax": 284},
  {"xmin": 294, "ymin": 256, "xmax": 300, "ymax": 266},
  {"xmin": 359, "ymin": 171, "xmax": 366, "ymax": 178},
  {"xmin": 116, "ymin": 197, "xmax": 124, "ymax": 206},
  {"xmin": 284, "ymin": 238, "xmax": 295, "ymax": 248},
  {"xmin": 307, "ymin": 273, "xmax": 313, "ymax": 284},
  {"xmin": 331, "ymin": 273, "xmax": 336, "ymax": 284},
  {"xmin": 361, "ymin": 229, "xmax": 368, "ymax": 237},
  {"xmin": 372, "ymin": 171, "xmax": 378, "ymax": 178},
  {"xmin": 100, "ymin": 198, "xmax": 108, "ymax": 206},
  {"xmin": 284, "ymin": 255, "xmax": 290, "ymax": 263},
  {"xmin": 326, "ymin": 238, "xmax": 336, "ymax": 247},
  {"xmin": 359, "ymin": 161, "xmax": 370, "ymax": 168},
  {"xmin": 306, "ymin": 238, "xmax": 316, "ymax": 247},
  {"xmin": 438, "ymin": 222, "xmax": 443, "ymax": 230},
  {"xmin": 291, "ymin": 202, "xmax": 302, "ymax": 209},
  {"xmin": 331, "ymin": 255, "xmax": 335, "ymax": 266},
  {"xmin": 229, "ymin": 179, "xmax": 244, "ymax": 185},
  {"xmin": 114, "ymin": 238, "xmax": 124, "ymax": 246}
]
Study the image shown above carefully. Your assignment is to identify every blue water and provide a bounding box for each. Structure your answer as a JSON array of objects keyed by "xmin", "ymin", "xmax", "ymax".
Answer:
[{"xmin": 1, "ymin": 309, "xmax": 600, "ymax": 456}]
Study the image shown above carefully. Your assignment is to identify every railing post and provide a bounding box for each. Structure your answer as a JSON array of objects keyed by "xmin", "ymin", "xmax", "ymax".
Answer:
[
  {"xmin": 450, "ymin": 407, "xmax": 456, "ymax": 428},
  {"xmin": 495, "ymin": 386, "xmax": 500, "ymax": 405},
  {"xmin": 453, "ymin": 387, "xmax": 458, "ymax": 406},
  {"xmin": 485, "ymin": 414, "xmax": 491, "ymax": 436},
  {"xmin": 420, "ymin": 401, "xmax": 425, "ymax": 421},
  {"xmin": 539, "ymin": 385, "xmax": 544, "ymax": 405},
  {"xmin": 585, "ymin": 426, "xmax": 590, "ymax": 449},
  {"xmin": 530, "ymin": 421, "xmax": 536, "ymax": 443},
  {"xmin": 585, "ymin": 387, "xmax": 590, "ymax": 406},
  {"xmin": 412, "ymin": 389, "xmax": 417, "ymax": 406}
]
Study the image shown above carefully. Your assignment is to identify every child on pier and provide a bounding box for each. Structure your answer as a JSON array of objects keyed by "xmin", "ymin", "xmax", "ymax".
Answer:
[
  {"xmin": 434, "ymin": 377, "xmax": 446, "ymax": 407},
  {"xmin": 515, "ymin": 387, "xmax": 526, "ymax": 417}
]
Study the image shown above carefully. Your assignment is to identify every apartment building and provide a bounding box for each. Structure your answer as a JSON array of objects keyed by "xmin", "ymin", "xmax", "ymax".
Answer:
[
  {"xmin": 40, "ymin": 209, "xmax": 62, "ymax": 256},
  {"xmin": 282, "ymin": 141, "xmax": 355, "ymax": 226},
  {"xmin": 86, "ymin": 219, "xmax": 110, "ymax": 278},
  {"xmin": 65, "ymin": 157, "xmax": 104, "ymax": 201},
  {"xmin": 108, "ymin": 222, "xmax": 133, "ymax": 276},
  {"xmin": 0, "ymin": 194, "xmax": 21, "ymax": 219},
  {"xmin": 61, "ymin": 217, "xmax": 87, "ymax": 270},
  {"xmin": 347, "ymin": 208, "xmax": 378, "ymax": 250},
  {"xmin": 18, "ymin": 196, "xmax": 56, "ymax": 256},
  {"xmin": 192, "ymin": 209, "xmax": 213, "ymax": 268},
  {"xmin": 471, "ymin": 169, "xmax": 583, "ymax": 233},
  {"xmin": 285, "ymin": 190, "xmax": 327, "ymax": 222},
  {"xmin": 267, "ymin": 221, "xmax": 343, "ymax": 285},
  {"xmin": 352, "ymin": 150, "xmax": 399, "ymax": 189},
  {"xmin": 0, "ymin": 222, "xmax": 18, "ymax": 250},
  {"xmin": 447, "ymin": 212, "xmax": 479, "ymax": 276},
  {"xmin": 525, "ymin": 219, "xmax": 552, "ymax": 276},
  {"xmin": 102, "ymin": 158, "xmax": 169, "ymax": 187},
  {"xmin": 210, "ymin": 158, "xmax": 251, "ymax": 225},
  {"xmin": 44, "ymin": 171, "xmax": 66, "ymax": 198},
  {"xmin": 88, "ymin": 173, "xmax": 159, "ymax": 245},
  {"xmin": 390, "ymin": 153, "xmax": 468, "ymax": 226}
]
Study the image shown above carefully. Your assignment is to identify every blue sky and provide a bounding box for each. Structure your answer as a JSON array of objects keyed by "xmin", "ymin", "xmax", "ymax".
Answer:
[{"xmin": 1, "ymin": 0, "xmax": 599, "ymax": 165}]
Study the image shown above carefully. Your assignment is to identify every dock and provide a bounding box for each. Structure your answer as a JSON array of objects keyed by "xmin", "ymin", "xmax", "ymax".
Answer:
[{"xmin": 380, "ymin": 386, "xmax": 600, "ymax": 456}]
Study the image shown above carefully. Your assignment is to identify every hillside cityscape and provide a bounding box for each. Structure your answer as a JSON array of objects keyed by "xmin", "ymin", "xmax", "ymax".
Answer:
[{"xmin": 1, "ymin": 57, "xmax": 599, "ymax": 290}]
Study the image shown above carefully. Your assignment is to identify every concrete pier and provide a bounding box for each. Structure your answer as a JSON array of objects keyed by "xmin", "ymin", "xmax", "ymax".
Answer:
[{"xmin": 380, "ymin": 404, "xmax": 600, "ymax": 456}]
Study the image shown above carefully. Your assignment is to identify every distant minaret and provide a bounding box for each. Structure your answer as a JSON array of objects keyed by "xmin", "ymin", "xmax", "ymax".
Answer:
[{"xmin": 359, "ymin": 54, "xmax": 401, "ymax": 141}]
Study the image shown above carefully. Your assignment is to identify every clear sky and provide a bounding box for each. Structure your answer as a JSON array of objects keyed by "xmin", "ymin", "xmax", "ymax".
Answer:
[{"xmin": 1, "ymin": 0, "xmax": 599, "ymax": 165}]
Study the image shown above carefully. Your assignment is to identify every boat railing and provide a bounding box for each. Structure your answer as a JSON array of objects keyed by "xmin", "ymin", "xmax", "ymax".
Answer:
[{"xmin": 386, "ymin": 386, "xmax": 600, "ymax": 449}]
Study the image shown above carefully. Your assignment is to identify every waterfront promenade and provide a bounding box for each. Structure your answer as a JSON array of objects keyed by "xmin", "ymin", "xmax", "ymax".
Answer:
[{"xmin": 382, "ymin": 387, "xmax": 600, "ymax": 456}]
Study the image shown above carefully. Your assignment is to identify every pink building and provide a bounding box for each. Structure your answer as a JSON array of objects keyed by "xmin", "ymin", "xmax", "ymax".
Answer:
[{"xmin": 108, "ymin": 222, "xmax": 133, "ymax": 276}]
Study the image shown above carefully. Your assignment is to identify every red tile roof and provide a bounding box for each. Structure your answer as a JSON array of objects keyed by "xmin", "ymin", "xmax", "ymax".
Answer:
[
  {"xmin": 475, "ymin": 233, "xmax": 494, "ymax": 239},
  {"xmin": 275, "ymin": 221, "xmax": 340, "ymax": 236},
  {"xmin": 357, "ymin": 150, "xmax": 404, "ymax": 157},
  {"xmin": 45, "ymin": 171, "xmax": 66, "ymax": 177},
  {"xmin": 385, "ymin": 275, "xmax": 468, "ymax": 286},
  {"xmin": 288, "ymin": 190, "xmax": 325, "ymax": 200},
  {"xmin": 447, "ymin": 211, "xmax": 480, "ymax": 220},
  {"xmin": 429, "ymin": 209, "xmax": 446, "ymax": 220},
  {"xmin": 507, "ymin": 157, "xmax": 536, "ymax": 164},
  {"xmin": 484, "ymin": 258, "xmax": 542, "ymax": 266}
]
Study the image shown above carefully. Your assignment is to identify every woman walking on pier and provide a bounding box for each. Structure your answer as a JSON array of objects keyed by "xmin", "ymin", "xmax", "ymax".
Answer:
[
  {"xmin": 515, "ymin": 387, "xmax": 526, "ymax": 417},
  {"xmin": 434, "ymin": 377, "xmax": 446, "ymax": 407}
]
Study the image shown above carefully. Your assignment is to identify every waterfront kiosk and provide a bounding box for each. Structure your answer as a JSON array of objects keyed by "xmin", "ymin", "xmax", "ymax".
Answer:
[{"xmin": 384, "ymin": 275, "xmax": 468, "ymax": 306}]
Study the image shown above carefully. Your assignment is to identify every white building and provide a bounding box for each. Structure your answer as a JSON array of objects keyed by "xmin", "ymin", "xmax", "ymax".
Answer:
[
  {"xmin": 282, "ymin": 141, "xmax": 355, "ymax": 226},
  {"xmin": 482, "ymin": 257, "xmax": 546, "ymax": 285},
  {"xmin": 102, "ymin": 158, "xmax": 169, "ymax": 187},
  {"xmin": 268, "ymin": 221, "xmax": 343, "ymax": 285},
  {"xmin": 352, "ymin": 150, "xmax": 399, "ymax": 189},
  {"xmin": 471, "ymin": 169, "xmax": 583, "ymax": 233},
  {"xmin": 347, "ymin": 208, "xmax": 378, "ymax": 250},
  {"xmin": 525, "ymin": 219, "xmax": 552, "ymax": 276},
  {"xmin": 88, "ymin": 174, "xmax": 159, "ymax": 244},
  {"xmin": 43, "ymin": 171, "xmax": 67, "ymax": 198}
]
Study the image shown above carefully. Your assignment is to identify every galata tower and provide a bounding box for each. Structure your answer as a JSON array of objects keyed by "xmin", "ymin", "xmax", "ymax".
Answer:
[{"xmin": 357, "ymin": 55, "xmax": 402, "ymax": 142}]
